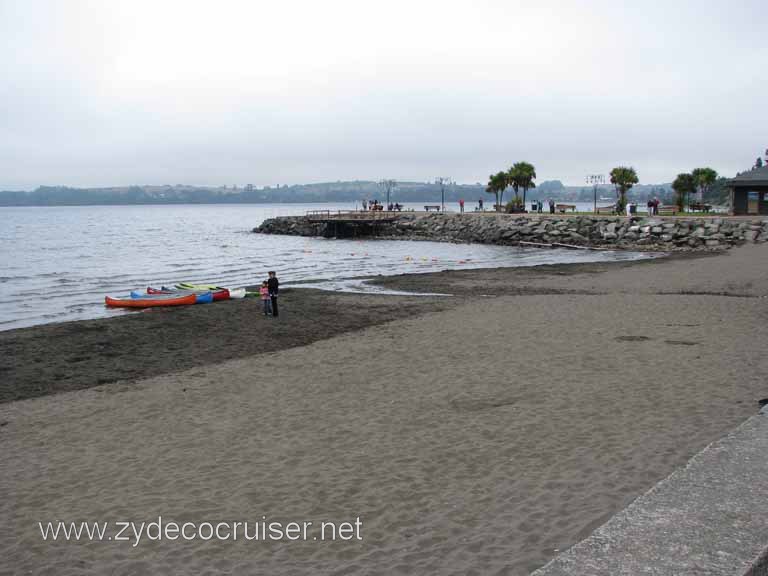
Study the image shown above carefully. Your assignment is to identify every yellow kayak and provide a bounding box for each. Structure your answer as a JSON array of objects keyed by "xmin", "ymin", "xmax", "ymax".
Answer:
[{"xmin": 176, "ymin": 283, "xmax": 246, "ymax": 299}]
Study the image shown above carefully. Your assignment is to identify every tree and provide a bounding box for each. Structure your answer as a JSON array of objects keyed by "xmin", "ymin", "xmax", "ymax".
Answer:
[
  {"xmin": 691, "ymin": 167, "xmax": 717, "ymax": 203},
  {"xmin": 756, "ymin": 157, "xmax": 764, "ymax": 169},
  {"xmin": 609, "ymin": 166, "xmax": 639, "ymax": 213},
  {"xmin": 508, "ymin": 162, "xmax": 537, "ymax": 208},
  {"xmin": 486, "ymin": 172, "xmax": 508, "ymax": 211},
  {"xmin": 672, "ymin": 173, "xmax": 696, "ymax": 211}
]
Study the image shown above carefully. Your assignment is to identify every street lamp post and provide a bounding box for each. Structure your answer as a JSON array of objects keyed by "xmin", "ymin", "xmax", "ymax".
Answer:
[
  {"xmin": 436, "ymin": 177, "xmax": 452, "ymax": 211},
  {"xmin": 380, "ymin": 179, "xmax": 396, "ymax": 209},
  {"xmin": 586, "ymin": 174, "xmax": 604, "ymax": 214}
]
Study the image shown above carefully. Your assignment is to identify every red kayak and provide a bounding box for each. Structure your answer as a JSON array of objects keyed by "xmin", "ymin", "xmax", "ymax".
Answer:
[
  {"xmin": 105, "ymin": 293, "xmax": 198, "ymax": 308},
  {"xmin": 146, "ymin": 286, "xmax": 230, "ymax": 301}
]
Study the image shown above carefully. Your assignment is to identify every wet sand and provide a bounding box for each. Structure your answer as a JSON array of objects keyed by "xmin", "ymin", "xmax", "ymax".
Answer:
[
  {"xmin": 0, "ymin": 290, "xmax": 451, "ymax": 404},
  {"xmin": 1, "ymin": 245, "xmax": 767, "ymax": 575}
]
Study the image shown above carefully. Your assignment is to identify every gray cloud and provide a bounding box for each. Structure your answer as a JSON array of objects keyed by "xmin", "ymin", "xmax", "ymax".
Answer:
[{"xmin": 1, "ymin": 0, "xmax": 765, "ymax": 189}]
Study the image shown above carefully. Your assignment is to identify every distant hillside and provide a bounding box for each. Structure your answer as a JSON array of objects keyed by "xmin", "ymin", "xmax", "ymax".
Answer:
[{"xmin": 0, "ymin": 179, "xmax": 696, "ymax": 207}]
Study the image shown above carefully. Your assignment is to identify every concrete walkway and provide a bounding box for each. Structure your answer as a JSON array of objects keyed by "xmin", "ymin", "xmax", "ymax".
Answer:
[{"xmin": 531, "ymin": 407, "xmax": 768, "ymax": 576}]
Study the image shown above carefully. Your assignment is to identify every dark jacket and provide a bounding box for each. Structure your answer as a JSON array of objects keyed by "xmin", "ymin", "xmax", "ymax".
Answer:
[{"xmin": 267, "ymin": 277, "xmax": 279, "ymax": 296}]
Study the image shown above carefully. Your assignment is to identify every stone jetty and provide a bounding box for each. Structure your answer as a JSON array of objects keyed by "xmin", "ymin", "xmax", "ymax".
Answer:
[{"xmin": 255, "ymin": 212, "xmax": 768, "ymax": 251}]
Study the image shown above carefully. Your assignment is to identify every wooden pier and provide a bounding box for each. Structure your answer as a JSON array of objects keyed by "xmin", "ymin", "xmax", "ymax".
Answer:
[{"xmin": 305, "ymin": 210, "xmax": 401, "ymax": 238}]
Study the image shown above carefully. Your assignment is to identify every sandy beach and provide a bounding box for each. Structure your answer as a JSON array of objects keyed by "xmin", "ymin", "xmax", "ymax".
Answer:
[{"xmin": 2, "ymin": 245, "xmax": 768, "ymax": 575}]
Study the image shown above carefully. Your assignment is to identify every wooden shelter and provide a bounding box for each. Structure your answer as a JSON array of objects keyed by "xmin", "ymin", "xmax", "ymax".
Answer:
[{"xmin": 728, "ymin": 165, "xmax": 768, "ymax": 215}]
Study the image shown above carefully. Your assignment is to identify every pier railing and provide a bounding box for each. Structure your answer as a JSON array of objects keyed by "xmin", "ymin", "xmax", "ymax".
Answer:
[{"xmin": 306, "ymin": 210, "xmax": 401, "ymax": 222}]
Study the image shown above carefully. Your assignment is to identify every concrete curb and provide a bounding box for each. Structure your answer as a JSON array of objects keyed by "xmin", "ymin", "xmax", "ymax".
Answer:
[{"xmin": 531, "ymin": 408, "xmax": 768, "ymax": 575}]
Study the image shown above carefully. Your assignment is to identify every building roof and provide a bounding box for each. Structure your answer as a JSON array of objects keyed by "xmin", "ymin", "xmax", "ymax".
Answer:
[{"xmin": 729, "ymin": 165, "xmax": 768, "ymax": 187}]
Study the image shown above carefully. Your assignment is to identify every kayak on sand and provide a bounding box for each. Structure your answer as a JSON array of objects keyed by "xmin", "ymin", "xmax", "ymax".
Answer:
[
  {"xmin": 176, "ymin": 283, "xmax": 246, "ymax": 299},
  {"xmin": 105, "ymin": 293, "xmax": 198, "ymax": 308},
  {"xmin": 146, "ymin": 286, "xmax": 231, "ymax": 301},
  {"xmin": 130, "ymin": 290, "xmax": 213, "ymax": 304}
]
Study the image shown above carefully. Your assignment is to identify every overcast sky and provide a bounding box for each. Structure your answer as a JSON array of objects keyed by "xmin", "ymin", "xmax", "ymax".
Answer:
[{"xmin": 0, "ymin": 0, "xmax": 765, "ymax": 189}]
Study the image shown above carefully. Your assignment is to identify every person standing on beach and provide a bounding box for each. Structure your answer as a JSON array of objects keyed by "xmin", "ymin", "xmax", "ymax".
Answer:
[
  {"xmin": 478, "ymin": 198, "xmax": 484, "ymax": 211},
  {"xmin": 459, "ymin": 199, "xmax": 465, "ymax": 213},
  {"xmin": 259, "ymin": 281, "xmax": 272, "ymax": 316},
  {"xmin": 267, "ymin": 271, "xmax": 279, "ymax": 318}
]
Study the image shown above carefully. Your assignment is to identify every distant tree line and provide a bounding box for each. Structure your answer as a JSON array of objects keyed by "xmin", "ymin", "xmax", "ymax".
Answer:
[
  {"xmin": 0, "ymin": 182, "xmax": 492, "ymax": 206},
  {"xmin": 0, "ymin": 177, "xmax": 722, "ymax": 207}
]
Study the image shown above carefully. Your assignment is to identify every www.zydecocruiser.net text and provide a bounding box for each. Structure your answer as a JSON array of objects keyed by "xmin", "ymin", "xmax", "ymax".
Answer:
[{"xmin": 38, "ymin": 516, "xmax": 363, "ymax": 547}]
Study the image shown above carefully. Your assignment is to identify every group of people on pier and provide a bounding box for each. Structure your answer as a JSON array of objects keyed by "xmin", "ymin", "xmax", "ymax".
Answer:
[
  {"xmin": 362, "ymin": 199, "xmax": 403, "ymax": 211},
  {"xmin": 359, "ymin": 197, "xmax": 664, "ymax": 215}
]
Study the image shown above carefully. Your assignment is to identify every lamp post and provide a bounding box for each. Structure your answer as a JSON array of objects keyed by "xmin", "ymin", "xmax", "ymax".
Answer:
[
  {"xmin": 380, "ymin": 179, "xmax": 396, "ymax": 209},
  {"xmin": 436, "ymin": 177, "xmax": 452, "ymax": 211},
  {"xmin": 586, "ymin": 174, "xmax": 604, "ymax": 214}
]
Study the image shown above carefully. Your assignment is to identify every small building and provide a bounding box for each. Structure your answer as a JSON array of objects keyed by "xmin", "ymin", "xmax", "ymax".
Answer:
[{"xmin": 729, "ymin": 165, "xmax": 768, "ymax": 215}]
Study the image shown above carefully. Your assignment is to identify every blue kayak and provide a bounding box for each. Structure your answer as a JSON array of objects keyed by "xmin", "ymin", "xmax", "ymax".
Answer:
[{"xmin": 194, "ymin": 291, "xmax": 213, "ymax": 304}]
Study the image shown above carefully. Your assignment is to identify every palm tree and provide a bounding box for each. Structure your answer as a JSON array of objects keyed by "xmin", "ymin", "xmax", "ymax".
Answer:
[
  {"xmin": 486, "ymin": 171, "xmax": 508, "ymax": 211},
  {"xmin": 508, "ymin": 162, "xmax": 537, "ymax": 209},
  {"xmin": 691, "ymin": 168, "xmax": 717, "ymax": 203},
  {"xmin": 609, "ymin": 166, "xmax": 639, "ymax": 213},
  {"xmin": 672, "ymin": 173, "xmax": 696, "ymax": 212}
]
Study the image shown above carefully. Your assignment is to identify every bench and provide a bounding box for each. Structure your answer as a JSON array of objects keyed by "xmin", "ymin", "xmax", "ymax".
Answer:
[
  {"xmin": 596, "ymin": 205, "xmax": 616, "ymax": 215},
  {"xmin": 424, "ymin": 205, "xmax": 441, "ymax": 212},
  {"xmin": 500, "ymin": 203, "xmax": 526, "ymax": 213},
  {"xmin": 689, "ymin": 203, "xmax": 712, "ymax": 213},
  {"xmin": 657, "ymin": 205, "xmax": 678, "ymax": 216},
  {"xmin": 555, "ymin": 203, "xmax": 576, "ymax": 213}
]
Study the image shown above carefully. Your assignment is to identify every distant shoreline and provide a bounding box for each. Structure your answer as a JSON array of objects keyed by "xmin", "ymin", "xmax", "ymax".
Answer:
[{"xmin": 0, "ymin": 180, "xmax": 683, "ymax": 207}]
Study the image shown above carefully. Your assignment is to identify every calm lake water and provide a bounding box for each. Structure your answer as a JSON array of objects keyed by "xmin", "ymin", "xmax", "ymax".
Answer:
[{"xmin": 0, "ymin": 203, "xmax": 651, "ymax": 331}]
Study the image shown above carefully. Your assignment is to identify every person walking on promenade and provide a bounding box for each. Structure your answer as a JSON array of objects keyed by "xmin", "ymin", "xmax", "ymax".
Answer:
[
  {"xmin": 459, "ymin": 198, "xmax": 465, "ymax": 213},
  {"xmin": 267, "ymin": 271, "xmax": 279, "ymax": 318},
  {"xmin": 259, "ymin": 281, "xmax": 272, "ymax": 316}
]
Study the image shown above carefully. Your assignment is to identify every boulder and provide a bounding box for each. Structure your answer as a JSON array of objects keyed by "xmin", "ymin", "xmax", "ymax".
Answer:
[{"xmin": 743, "ymin": 230, "xmax": 759, "ymax": 242}]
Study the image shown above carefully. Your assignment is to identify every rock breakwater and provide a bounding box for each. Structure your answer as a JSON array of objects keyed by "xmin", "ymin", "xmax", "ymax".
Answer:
[{"xmin": 255, "ymin": 213, "xmax": 768, "ymax": 251}]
